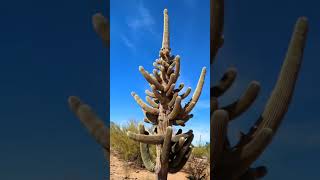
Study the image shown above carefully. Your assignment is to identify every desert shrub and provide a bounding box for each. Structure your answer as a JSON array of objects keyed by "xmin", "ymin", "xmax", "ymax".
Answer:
[
  {"xmin": 192, "ymin": 142, "xmax": 210, "ymax": 159},
  {"xmin": 110, "ymin": 120, "xmax": 156, "ymax": 167},
  {"xmin": 186, "ymin": 155, "xmax": 209, "ymax": 180}
]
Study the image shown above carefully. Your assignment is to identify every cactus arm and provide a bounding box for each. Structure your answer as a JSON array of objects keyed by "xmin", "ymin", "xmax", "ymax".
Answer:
[
  {"xmin": 168, "ymin": 92, "xmax": 178, "ymax": 107},
  {"xmin": 254, "ymin": 17, "xmax": 308, "ymax": 136},
  {"xmin": 172, "ymin": 137, "xmax": 186, "ymax": 153},
  {"xmin": 176, "ymin": 83, "xmax": 184, "ymax": 92},
  {"xmin": 68, "ymin": 96, "xmax": 109, "ymax": 151},
  {"xmin": 169, "ymin": 147, "xmax": 192, "ymax": 173},
  {"xmin": 180, "ymin": 87, "xmax": 191, "ymax": 99},
  {"xmin": 127, "ymin": 131, "xmax": 164, "ymax": 144},
  {"xmin": 172, "ymin": 56, "xmax": 181, "ymax": 82},
  {"xmin": 150, "ymin": 85, "xmax": 166, "ymax": 104},
  {"xmin": 92, "ymin": 13, "xmax": 109, "ymax": 45},
  {"xmin": 166, "ymin": 84, "xmax": 175, "ymax": 96},
  {"xmin": 212, "ymin": 67, "xmax": 237, "ymax": 97},
  {"xmin": 171, "ymin": 130, "xmax": 193, "ymax": 142},
  {"xmin": 131, "ymin": 92, "xmax": 159, "ymax": 115},
  {"xmin": 138, "ymin": 124, "xmax": 156, "ymax": 172},
  {"xmin": 144, "ymin": 111, "xmax": 158, "ymax": 124},
  {"xmin": 229, "ymin": 128, "xmax": 273, "ymax": 178},
  {"xmin": 160, "ymin": 127, "xmax": 173, "ymax": 172},
  {"xmin": 145, "ymin": 89, "xmax": 156, "ymax": 98},
  {"xmin": 168, "ymin": 96, "xmax": 182, "ymax": 120},
  {"xmin": 146, "ymin": 96, "xmax": 159, "ymax": 108},
  {"xmin": 221, "ymin": 81, "xmax": 260, "ymax": 120},
  {"xmin": 211, "ymin": 110, "xmax": 228, "ymax": 169},
  {"xmin": 170, "ymin": 134, "xmax": 194, "ymax": 168},
  {"xmin": 184, "ymin": 67, "xmax": 207, "ymax": 114},
  {"xmin": 165, "ymin": 73, "xmax": 177, "ymax": 92},
  {"xmin": 153, "ymin": 69, "xmax": 163, "ymax": 83},
  {"xmin": 211, "ymin": 0, "xmax": 224, "ymax": 63},
  {"xmin": 167, "ymin": 61, "xmax": 176, "ymax": 74},
  {"xmin": 139, "ymin": 66, "xmax": 164, "ymax": 91}
]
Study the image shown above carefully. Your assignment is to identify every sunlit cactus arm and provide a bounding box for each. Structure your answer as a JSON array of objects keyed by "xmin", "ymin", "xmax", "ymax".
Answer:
[
  {"xmin": 221, "ymin": 81, "xmax": 260, "ymax": 120},
  {"xmin": 168, "ymin": 96, "xmax": 182, "ymax": 120},
  {"xmin": 171, "ymin": 129, "xmax": 193, "ymax": 142},
  {"xmin": 172, "ymin": 137, "xmax": 186, "ymax": 153},
  {"xmin": 172, "ymin": 56, "xmax": 180, "ymax": 82},
  {"xmin": 92, "ymin": 13, "xmax": 109, "ymax": 45},
  {"xmin": 164, "ymin": 73, "xmax": 177, "ymax": 92},
  {"xmin": 139, "ymin": 66, "xmax": 164, "ymax": 91},
  {"xmin": 146, "ymin": 96, "xmax": 159, "ymax": 108},
  {"xmin": 139, "ymin": 124, "xmax": 156, "ymax": 172},
  {"xmin": 184, "ymin": 67, "xmax": 207, "ymax": 114},
  {"xmin": 212, "ymin": 67, "xmax": 237, "ymax": 97},
  {"xmin": 253, "ymin": 17, "xmax": 308, "ymax": 136},
  {"xmin": 166, "ymin": 83, "xmax": 175, "ymax": 96},
  {"xmin": 131, "ymin": 92, "xmax": 159, "ymax": 115},
  {"xmin": 127, "ymin": 131, "xmax": 164, "ymax": 144},
  {"xmin": 68, "ymin": 96, "xmax": 109, "ymax": 151},
  {"xmin": 180, "ymin": 87, "xmax": 191, "ymax": 99},
  {"xmin": 153, "ymin": 69, "xmax": 163, "ymax": 83},
  {"xmin": 145, "ymin": 89, "xmax": 156, "ymax": 98},
  {"xmin": 150, "ymin": 85, "xmax": 166, "ymax": 104}
]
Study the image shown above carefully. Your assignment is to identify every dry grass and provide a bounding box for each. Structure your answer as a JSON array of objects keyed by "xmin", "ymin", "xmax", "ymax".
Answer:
[{"xmin": 110, "ymin": 120, "xmax": 156, "ymax": 167}]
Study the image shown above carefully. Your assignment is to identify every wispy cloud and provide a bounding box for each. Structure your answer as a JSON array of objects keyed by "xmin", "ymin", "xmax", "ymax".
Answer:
[
  {"xmin": 120, "ymin": 34, "xmax": 135, "ymax": 51},
  {"xmin": 127, "ymin": 1, "xmax": 156, "ymax": 34}
]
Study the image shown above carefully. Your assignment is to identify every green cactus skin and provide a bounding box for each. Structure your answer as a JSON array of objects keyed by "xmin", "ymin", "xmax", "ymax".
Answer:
[{"xmin": 211, "ymin": 0, "xmax": 309, "ymax": 179}]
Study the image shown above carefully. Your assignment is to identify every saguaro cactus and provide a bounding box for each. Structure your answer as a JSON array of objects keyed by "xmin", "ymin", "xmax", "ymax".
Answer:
[
  {"xmin": 211, "ymin": 0, "xmax": 308, "ymax": 179},
  {"xmin": 127, "ymin": 9, "xmax": 207, "ymax": 180},
  {"xmin": 68, "ymin": 12, "xmax": 110, "ymax": 161}
]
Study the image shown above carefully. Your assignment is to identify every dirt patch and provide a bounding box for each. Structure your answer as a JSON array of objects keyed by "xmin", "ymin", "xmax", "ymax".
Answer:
[{"xmin": 110, "ymin": 151, "xmax": 189, "ymax": 180}]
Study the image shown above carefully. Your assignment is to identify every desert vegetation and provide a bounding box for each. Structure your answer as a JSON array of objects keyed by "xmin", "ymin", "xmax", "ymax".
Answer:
[{"xmin": 111, "ymin": 121, "xmax": 209, "ymax": 179}]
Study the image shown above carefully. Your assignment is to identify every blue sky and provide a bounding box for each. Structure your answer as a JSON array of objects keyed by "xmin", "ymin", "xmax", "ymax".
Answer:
[
  {"xmin": 110, "ymin": 0, "xmax": 210, "ymax": 144},
  {"xmin": 213, "ymin": 0, "xmax": 320, "ymax": 179},
  {"xmin": 0, "ymin": 0, "xmax": 107, "ymax": 179}
]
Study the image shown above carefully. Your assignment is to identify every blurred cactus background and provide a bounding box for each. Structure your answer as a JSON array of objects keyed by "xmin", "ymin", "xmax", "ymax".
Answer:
[
  {"xmin": 0, "ymin": 0, "xmax": 108, "ymax": 179},
  {"xmin": 211, "ymin": 0, "xmax": 319, "ymax": 179}
]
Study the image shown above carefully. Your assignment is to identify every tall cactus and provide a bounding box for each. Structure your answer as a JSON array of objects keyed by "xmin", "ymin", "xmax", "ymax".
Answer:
[
  {"xmin": 211, "ymin": 0, "xmax": 308, "ymax": 179},
  {"xmin": 68, "ymin": 12, "xmax": 110, "ymax": 161},
  {"xmin": 127, "ymin": 9, "xmax": 207, "ymax": 180}
]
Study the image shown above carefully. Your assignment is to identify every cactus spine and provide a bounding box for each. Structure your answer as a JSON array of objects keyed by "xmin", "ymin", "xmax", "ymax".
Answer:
[
  {"xmin": 211, "ymin": 0, "xmax": 308, "ymax": 179},
  {"xmin": 127, "ymin": 9, "xmax": 206, "ymax": 180}
]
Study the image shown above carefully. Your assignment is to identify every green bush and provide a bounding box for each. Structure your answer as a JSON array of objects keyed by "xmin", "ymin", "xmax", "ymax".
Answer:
[
  {"xmin": 110, "ymin": 120, "xmax": 156, "ymax": 167},
  {"xmin": 192, "ymin": 142, "xmax": 210, "ymax": 159}
]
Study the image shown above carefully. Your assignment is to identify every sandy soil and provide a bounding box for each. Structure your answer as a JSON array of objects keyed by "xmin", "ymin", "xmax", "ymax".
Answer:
[{"xmin": 110, "ymin": 151, "xmax": 189, "ymax": 180}]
